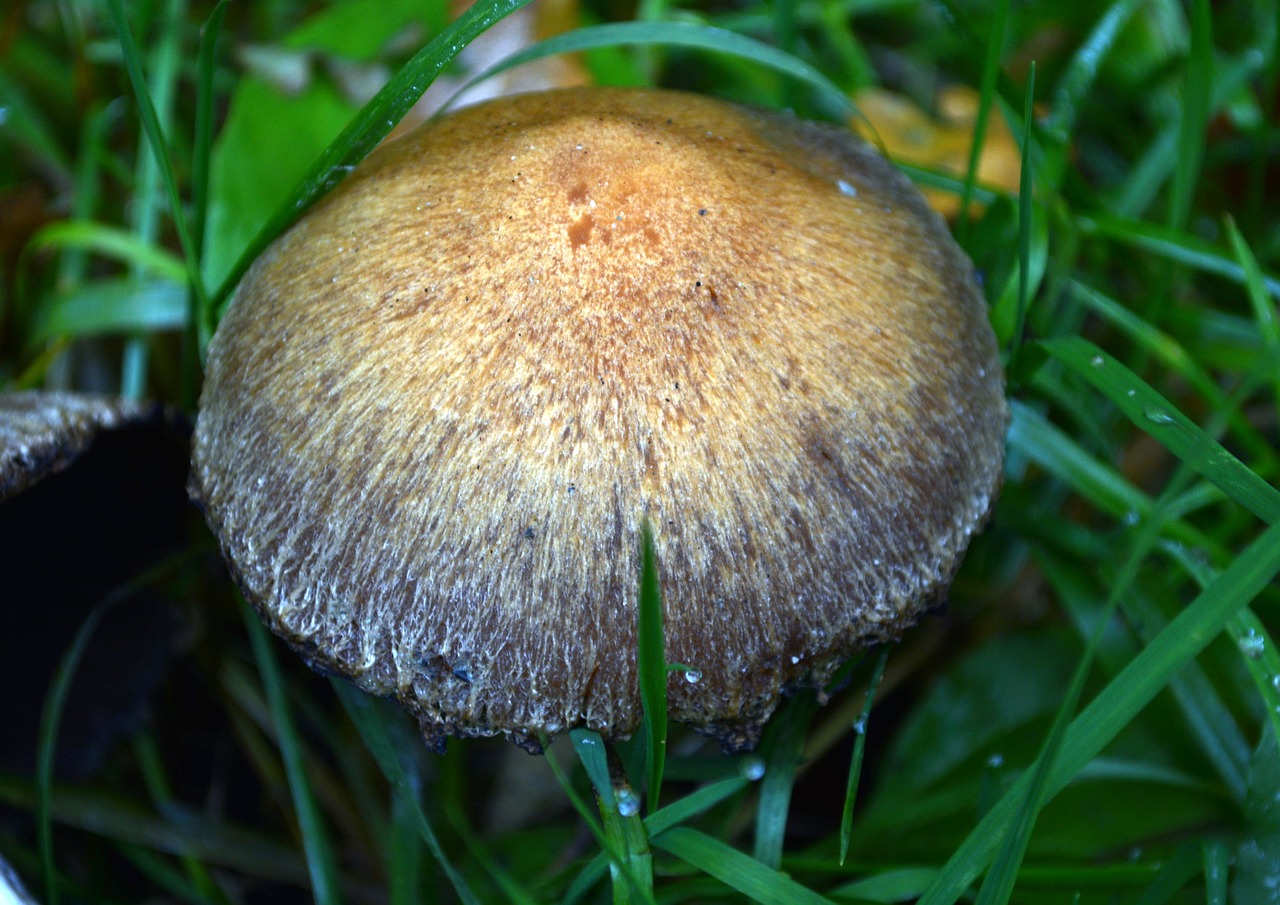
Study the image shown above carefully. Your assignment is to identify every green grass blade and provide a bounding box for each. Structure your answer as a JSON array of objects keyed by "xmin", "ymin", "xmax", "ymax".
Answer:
[
  {"xmin": 571, "ymin": 729, "xmax": 653, "ymax": 903},
  {"xmin": 956, "ymin": 0, "xmax": 1008, "ymax": 241},
  {"xmin": 332, "ymin": 680, "xmax": 482, "ymax": 905},
  {"xmin": 978, "ymin": 502, "xmax": 1173, "ymax": 905},
  {"xmin": 450, "ymin": 21, "xmax": 857, "ymax": 121},
  {"xmin": 1040, "ymin": 337, "xmax": 1280, "ymax": 525},
  {"xmin": 1227, "ymin": 610, "xmax": 1280, "ymax": 746},
  {"xmin": 839, "ymin": 646, "xmax": 889, "ymax": 865},
  {"xmin": 652, "ymin": 827, "xmax": 835, "ymax": 905},
  {"xmin": 1008, "ymin": 61, "xmax": 1035, "ymax": 368},
  {"xmin": 572, "ymin": 728, "xmax": 618, "ymax": 810},
  {"xmin": 567, "ymin": 775, "xmax": 755, "ymax": 905},
  {"xmin": 36, "ymin": 551, "xmax": 200, "ymax": 905},
  {"xmin": 25, "ymin": 221, "xmax": 187, "ymax": 284},
  {"xmin": 131, "ymin": 733, "xmax": 227, "ymax": 902},
  {"xmin": 37, "ymin": 596, "xmax": 126, "ymax": 905},
  {"xmin": 0, "ymin": 67, "xmax": 73, "ymax": 181},
  {"xmin": 645, "ymin": 776, "xmax": 752, "ymax": 836},
  {"xmin": 242, "ymin": 605, "xmax": 344, "ymax": 905},
  {"xmin": 547, "ymin": 736, "xmax": 653, "ymax": 905},
  {"xmin": 1225, "ymin": 217, "xmax": 1280, "ymax": 415},
  {"xmin": 31, "ymin": 279, "xmax": 186, "ymax": 343},
  {"xmin": 191, "ymin": 0, "xmax": 229, "ymax": 360},
  {"xmin": 210, "ymin": 0, "xmax": 537, "ymax": 319},
  {"xmin": 1167, "ymin": 0, "xmax": 1212, "ymax": 234},
  {"xmin": 919, "ymin": 517, "xmax": 1280, "ymax": 905},
  {"xmin": 1204, "ymin": 840, "xmax": 1229, "ymax": 905},
  {"xmin": 101, "ymin": 0, "xmax": 209, "ymax": 348},
  {"xmin": 1076, "ymin": 213, "xmax": 1280, "ymax": 297},
  {"xmin": 120, "ymin": 0, "xmax": 183, "ymax": 398},
  {"xmin": 753, "ymin": 693, "xmax": 819, "ymax": 869},
  {"xmin": 637, "ymin": 521, "xmax": 667, "ymax": 812},
  {"xmin": 1043, "ymin": 0, "xmax": 1145, "ymax": 145}
]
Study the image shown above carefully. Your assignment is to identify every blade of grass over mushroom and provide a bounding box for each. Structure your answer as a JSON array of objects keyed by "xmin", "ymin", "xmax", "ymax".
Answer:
[
  {"xmin": 638, "ymin": 521, "xmax": 666, "ymax": 811},
  {"xmin": 102, "ymin": 0, "xmax": 209, "ymax": 354},
  {"xmin": 840, "ymin": 645, "xmax": 889, "ymax": 866},
  {"xmin": 331, "ymin": 680, "xmax": 482, "ymax": 905},
  {"xmin": 448, "ymin": 21, "xmax": 857, "ymax": 121},
  {"xmin": 1041, "ymin": 338, "xmax": 1280, "ymax": 525},
  {"xmin": 918, "ymin": 518, "xmax": 1280, "ymax": 905},
  {"xmin": 652, "ymin": 827, "xmax": 835, "ymax": 905},
  {"xmin": 242, "ymin": 603, "xmax": 343, "ymax": 905},
  {"xmin": 209, "ymin": 0, "xmax": 538, "ymax": 319}
]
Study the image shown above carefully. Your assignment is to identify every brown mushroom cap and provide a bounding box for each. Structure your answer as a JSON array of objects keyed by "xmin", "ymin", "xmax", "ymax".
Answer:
[
  {"xmin": 191, "ymin": 87, "xmax": 1007, "ymax": 751},
  {"xmin": 1, "ymin": 392, "xmax": 153, "ymax": 503}
]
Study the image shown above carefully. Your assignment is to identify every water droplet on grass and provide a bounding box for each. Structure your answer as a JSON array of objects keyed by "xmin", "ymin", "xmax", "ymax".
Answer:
[
  {"xmin": 1143, "ymin": 406, "xmax": 1175, "ymax": 425},
  {"xmin": 1240, "ymin": 632, "xmax": 1266, "ymax": 659},
  {"xmin": 684, "ymin": 669, "xmax": 702, "ymax": 684},
  {"xmin": 617, "ymin": 790, "xmax": 641, "ymax": 816},
  {"xmin": 740, "ymin": 757, "xmax": 766, "ymax": 781}
]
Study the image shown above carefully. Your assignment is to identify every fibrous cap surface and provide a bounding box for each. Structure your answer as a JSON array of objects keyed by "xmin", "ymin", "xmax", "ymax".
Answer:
[{"xmin": 192, "ymin": 87, "xmax": 1007, "ymax": 750}]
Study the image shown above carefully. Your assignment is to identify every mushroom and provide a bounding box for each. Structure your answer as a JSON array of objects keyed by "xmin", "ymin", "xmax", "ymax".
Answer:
[
  {"xmin": 191, "ymin": 87, "xmax": 1006, "ymax": 752},
  {"xmin": 1, "ymin": 391, "xmax": 152, "ymax": 502}
]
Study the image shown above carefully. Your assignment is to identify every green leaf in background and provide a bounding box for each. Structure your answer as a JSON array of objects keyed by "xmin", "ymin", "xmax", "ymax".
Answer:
[
  {"xmin": 285, "ymin": 0, "xmax": 448, "ymax": 60},
  {"xmin": 203, "ymin": 78, "xmax": 359, "ymax": 293}
]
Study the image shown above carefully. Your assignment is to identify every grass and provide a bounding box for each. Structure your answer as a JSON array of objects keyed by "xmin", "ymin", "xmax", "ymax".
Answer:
[{"xmin": 1, "ymin": 0, "xmax": 1278, "ymax": 903}]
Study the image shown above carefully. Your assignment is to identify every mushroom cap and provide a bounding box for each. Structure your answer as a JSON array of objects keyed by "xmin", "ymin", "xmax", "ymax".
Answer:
[
  {"xmin": 191, "ymin": 87, "xmax": 1007, "ymax": 751},
  {"xmin": 1, "ymin": 391, "xmax": 153, "ymax": 503}
]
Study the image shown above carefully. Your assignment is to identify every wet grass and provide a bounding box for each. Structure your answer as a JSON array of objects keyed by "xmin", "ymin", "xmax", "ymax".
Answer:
[{"xmin": 1, "ymin": 0, "xmax": 1278, "ymax": 902}]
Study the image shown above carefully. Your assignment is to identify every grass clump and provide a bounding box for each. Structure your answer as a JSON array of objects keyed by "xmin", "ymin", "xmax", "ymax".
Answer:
[{"xmin": 1, "ymin": 0, "xmax": 1278, "ymax": 903}]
